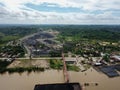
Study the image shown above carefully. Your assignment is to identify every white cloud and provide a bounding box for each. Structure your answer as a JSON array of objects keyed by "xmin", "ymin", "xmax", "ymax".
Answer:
[
  {"xmin": 0, "ymin": 0, "xmax": 120, "ymax": 24},
  {"xmin": 1, "ymin": 0, "xmax": 119, "ymax": 11}
]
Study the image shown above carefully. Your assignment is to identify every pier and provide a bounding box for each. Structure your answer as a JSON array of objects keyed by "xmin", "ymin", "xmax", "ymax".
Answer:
[{"xmin": 62, "ymin": 52, "xmax": 69, "ymax": 83}]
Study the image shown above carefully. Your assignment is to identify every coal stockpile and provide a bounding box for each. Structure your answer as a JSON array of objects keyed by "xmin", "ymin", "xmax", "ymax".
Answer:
[
  {"xmin": 44, "ymin": 40, "xmax": 56, "ymax": 44},
  {"xmin": 99, "ymin": 65, "xmax": 120, "ymax": 77},
  {"xmin": 115, "ymin": 64, "xmax": 120, "ymax": 71},
  {"xmin": 34, "ymin": 83, "xmax": 82, "ymax": 90}
]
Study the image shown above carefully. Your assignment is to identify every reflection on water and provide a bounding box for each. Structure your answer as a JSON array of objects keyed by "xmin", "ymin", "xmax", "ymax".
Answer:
[{"xmin": 0, "ymin": 68, "xmax": 120, "ymax": 90}]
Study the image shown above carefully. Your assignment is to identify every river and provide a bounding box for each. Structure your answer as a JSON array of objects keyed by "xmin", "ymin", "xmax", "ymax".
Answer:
[{"xmin": 0, "ymin": 68, "xmax": 120, "ymax": 90}]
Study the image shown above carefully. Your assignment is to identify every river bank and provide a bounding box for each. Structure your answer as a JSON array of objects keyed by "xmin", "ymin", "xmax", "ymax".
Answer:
[{"xmin": 0, "ymin": 68, "xmax": 120, "ymax": 90}]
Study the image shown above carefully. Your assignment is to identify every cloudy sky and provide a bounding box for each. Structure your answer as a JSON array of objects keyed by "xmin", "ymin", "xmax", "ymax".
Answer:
[{"xmin": 0, "ymin": 0, "xmax": 120, "ymax": 24}]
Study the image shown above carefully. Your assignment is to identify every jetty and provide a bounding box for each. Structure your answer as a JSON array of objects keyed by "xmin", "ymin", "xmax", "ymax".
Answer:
[{"xmin": 34, "ymin": 52, "xmax": 82, "ymax": 90}]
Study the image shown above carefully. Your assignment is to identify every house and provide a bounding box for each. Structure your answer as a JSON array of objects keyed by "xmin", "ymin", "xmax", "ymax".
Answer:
[
  {"xmin": 94, "ymin": 62, "xmax": 102, "ymax": 66},
  {"xmin": 65, "ymin": 58, "xmax": 77, "ymax": 65},
  {"xmin": 110, "ymin": 55, "xmax": 120, "ymax": 62}
]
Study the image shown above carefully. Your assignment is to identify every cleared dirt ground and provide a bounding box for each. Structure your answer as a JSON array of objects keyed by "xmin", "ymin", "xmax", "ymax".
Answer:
[{"xmin": 7, "ymin": 59, "xmax": 49, "ymax": 68}]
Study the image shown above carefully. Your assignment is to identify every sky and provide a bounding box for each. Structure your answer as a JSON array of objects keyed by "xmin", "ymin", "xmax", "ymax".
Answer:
[{"xmin": 0, "ymin": 0, "xmax": 120, "ymax": 24}]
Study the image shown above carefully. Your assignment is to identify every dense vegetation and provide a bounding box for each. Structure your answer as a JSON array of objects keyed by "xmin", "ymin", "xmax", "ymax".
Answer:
[
  {"xmin": 0, "ymin": 25, "xmax": 39, "ymax": 36},
  {"xmin": 1, "ymin": 25, "xmax": 120, "ymax": 43},
  {"xmin": 51, "ymin": 25, "xmax": 120, "ymax": 42},
  {"xmin": 0, "ymin": 60, "xmax": 10, "ymax": 68},
  {"xmin": 0, "ymin": 45, "xmax": 25, "ymax": 58},
  {"xmin": 49, "ymin": 59, "xmax": 63, "ymax": 69},
  {"xmin": 0, "ymin": 60, "xmax": 11, "ymax": 73},
  {"xmin": 0, "ymin": 25, "xmax": 39, "ymax": 45}
]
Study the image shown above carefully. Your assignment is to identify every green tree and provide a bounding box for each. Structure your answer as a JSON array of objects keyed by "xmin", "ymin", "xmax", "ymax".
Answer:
[{"xmin": 103, "ymin": 54, "xmax": 110, "ymax": 62}]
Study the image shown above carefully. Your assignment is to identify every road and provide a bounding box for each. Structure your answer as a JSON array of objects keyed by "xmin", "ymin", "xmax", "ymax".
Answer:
[{"xmin": 0, "ymin": 57, "xmax": 62, "ymax": 60}]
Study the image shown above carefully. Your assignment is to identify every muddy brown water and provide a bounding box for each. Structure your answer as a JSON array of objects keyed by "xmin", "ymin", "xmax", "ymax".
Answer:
[{"xmin": 0, "ymin": 68, "xmax": 120, "ymax": 90}]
